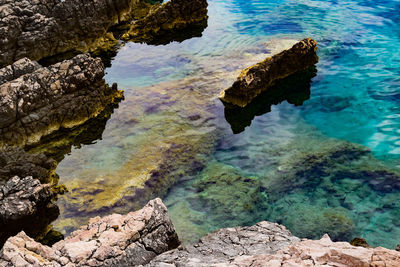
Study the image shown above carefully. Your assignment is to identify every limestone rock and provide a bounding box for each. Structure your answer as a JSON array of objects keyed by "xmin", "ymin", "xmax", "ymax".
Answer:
[
  {"xmin": 0, "ymin": 0, "xmax": 154, "ymax": 67},
  {"xmin": 148, "ymin": 221, "xmax": 300, "ymax": 266},
  {"xmin": 0, "ymin": 54, "xmax": 123, "ymax": 147},
  {"xmin": 0, "ymin": 198, "xmax": 179, "ymax": 266},
  {"xmin": 220, "ymin": 38, "xmax": 318, "ymax": 107}
]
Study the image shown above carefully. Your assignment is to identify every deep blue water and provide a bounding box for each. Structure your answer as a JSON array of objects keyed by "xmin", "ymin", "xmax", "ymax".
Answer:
[{"xmin": 55, "ymin": 0, "xmax": 400, "ymax": 249}]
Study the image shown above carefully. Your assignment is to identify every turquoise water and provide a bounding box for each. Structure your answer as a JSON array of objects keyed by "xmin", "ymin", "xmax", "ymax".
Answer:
[{"xmin": 54, "ymin": 0, "xmax": 400, "ymax": 248}]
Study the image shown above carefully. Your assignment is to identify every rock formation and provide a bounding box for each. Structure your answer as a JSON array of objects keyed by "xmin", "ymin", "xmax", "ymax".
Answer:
[
  {"xmin": 0, "ymin": 0, "xmax": 208, "ymax": 67},
  {"xmin": 149, "ymin": 223, "xmax": 400, "ymax": 266},
  {"xmin": 121, "ymin": 0, "xmax": 208, "ymax": 45},
  {"xmin": 0, "ymin": 54, "xmax": 123, "ymax": 147},
  {"xmin": 224, "ymin": 66, "xmax": 316, "ymax": 134},
  {"xmin": 0, "ymin": 176, "xmax": 59, "ymax": 247},
  {"xmin": 0, "ymin": 0, "xmax": 152, "ymax": 67},
  {"xmin": 0, "ymin": 198, "xmax": 179, "ymax": 266},
  {"xmin": 0, "ymin": 147, "xmax": 56, "ymax": 185},
  {"xmin": 220, "ymin": 38, "xmax": 318, "ymax": 107}
]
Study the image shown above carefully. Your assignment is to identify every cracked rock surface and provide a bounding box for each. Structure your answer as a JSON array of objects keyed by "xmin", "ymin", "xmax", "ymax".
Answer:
[
  {"xmin": 0, "ymin": 54, "xmax": 123, "ymax": 147},
  {"xmin": 147, "ymin": 221, "xmax": 300, "ymax": 266},
  {"xmin": 0, "ymin": 0, "xmax": 149, "ymax": 67},
  {"xmin": 0, "ymin": 198, "xmax": 179, "ymax": 266},
  {"xmin": 0, "ymin": 147, "xmax": 56, "ymax": 185}
]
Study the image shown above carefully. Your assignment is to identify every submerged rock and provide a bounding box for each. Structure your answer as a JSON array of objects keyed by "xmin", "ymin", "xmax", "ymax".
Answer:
[
  {"xmin": 0, "ymin": 54, "xmax": 123, "ymax": 147},
  {"xmin": 0, "ymin": 198, "xmax": 179, "ymax": 266},
  {"xmin": 220, "ymin": 38, "xmax": 318, "ymax": 107}
]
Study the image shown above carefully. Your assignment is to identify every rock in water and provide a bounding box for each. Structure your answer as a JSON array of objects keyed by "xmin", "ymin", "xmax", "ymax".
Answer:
[
  {"xmin": 122, "ymin": 0, "xmax": 209, "ymax": 44},
  {"xmin": 220, "ymin": 38, "xmax": 318, "ymax": 107},
  {"xmin": 0, "ymin": 54, "xmax": 123, "ymax": 147},
  {"xmin": 0, "ymin": 198, "xmax": 180, "ymax": 266}
]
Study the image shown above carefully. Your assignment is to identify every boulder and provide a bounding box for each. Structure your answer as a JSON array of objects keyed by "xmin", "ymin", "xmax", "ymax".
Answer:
[
  {"xmin": 220, "ymin": 38, "xmax": 318, "ymax": 107},
  {"xmin": 0, "ymin": 198, "xmax": 179, "ymax": 266},
  {"xmin": 0, "ymin": 54, "xmax": 123, "ymax": 147}
]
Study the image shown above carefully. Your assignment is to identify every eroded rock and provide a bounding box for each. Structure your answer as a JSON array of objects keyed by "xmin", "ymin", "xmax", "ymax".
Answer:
[
  {"xmin": 0, "ymin": 198, "xmax": 179, "ymax": 266},
  {"xmin": 0, "ymin": 0, "xmax": 156, "ymax": 67},
  {"xmin": 122, "ymin": 0, "xmax": 208, "ymax": 44},
  {"xmin": 220, "ymin": 38, "xmax": 318, "ymax": 107},
  {"xmin": 0, "ymin": 54, "xmax": 123, "ymax": 147},
  {"xmin": 0, "ymin": 176, "xmax": 59, "ymax": 246}
]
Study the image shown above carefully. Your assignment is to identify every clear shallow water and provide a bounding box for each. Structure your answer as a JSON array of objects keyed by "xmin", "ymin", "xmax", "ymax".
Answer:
[{"xmin": 54, "ymin": 0, "xmax": 400, "ymax": 248}]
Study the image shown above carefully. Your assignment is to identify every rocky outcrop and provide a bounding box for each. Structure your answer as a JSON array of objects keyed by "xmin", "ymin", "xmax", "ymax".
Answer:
[
  {"xmin": 121, "ymin": 0, "xmax": 208, "ymax": 45},
  {"xmin": 0, "ymin": 176, "xmax": 59, "ymax": 246},
  {"xmin": 0, "ymin": 147, "xmax": 56, "ymax": 185},
  {"xmin": 0, "ymin": 54, "xmax": 123, "ymax": 147},
  {"xmin": 0, "ymin": 198, "xmax": 179, "ymax": 266},
  {"xmin": 224, "ymin": 66, "xmax": 316, "ymax": 134},
  {"xmin": 0, "ymin": 0, "xmax": 208, "ymax": 67},
  {"xmin": 220, "ymin": 38, "xmax": 318, "ymax": 107},
  {"xmin": 149, "ymin": 222, "xmax": 400, "ymax": 266},
  {"xmin": 0, "ymin": 0, "xmax": 155, "ymax": 67},
  {"xmin": 148, "ymin": 221, "xmax": 300, "ymax": 266}
]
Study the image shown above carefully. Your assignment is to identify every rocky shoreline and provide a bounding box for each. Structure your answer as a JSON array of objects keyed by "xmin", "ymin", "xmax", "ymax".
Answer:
[{"xmin": 1, "ymin": 198, "xmax": 399, "ymax": 266}]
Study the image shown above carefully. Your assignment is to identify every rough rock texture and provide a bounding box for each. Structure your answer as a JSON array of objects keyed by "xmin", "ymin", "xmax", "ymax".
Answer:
[
  {"xmin": 0, "ymin": 198, "xmax": 179, "ymax": 266},
  {"xmin": 0, "ymin": 58, "xmax": 41, "ymax": 85},
  {"xmin": 149, "ymin": 223, "xmax": 400, "ymax": 266},
  {"xmin": 0, "ymin": 0, "xmax": 154, "ymax": 67},
  {"xmin": 0, "ymin": 147, "xmax": 56, "ymax": 185},
  {"xmin": 148, "ymin": 221, "xmax": 300, "ymax": 267},
  {"xmin": 122, "ymin": 0, "xmax": 208, "ymax": 44},
  {"xmin": 220, "ymin": 38, "xmax": 318, "ymax": 107},
  {"xmin": 0, "ymin": 176, "xmax": 54, "ymax": 224},
  {"xmin": 226, "ymin": 235, "xmax": 400, "ymax": 267},
  {"xmin": 0, "ymin": 54, "xmax": 123, "ymax": 147},
  {"xmin": 0, "ymin": 176, "xmax": 59, "ymax": 247}
]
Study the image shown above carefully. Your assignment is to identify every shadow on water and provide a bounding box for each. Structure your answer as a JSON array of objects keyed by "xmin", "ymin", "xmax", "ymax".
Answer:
[{"xmin": 223, "ymin": 66, "xmax": 317, "ymax": 134}]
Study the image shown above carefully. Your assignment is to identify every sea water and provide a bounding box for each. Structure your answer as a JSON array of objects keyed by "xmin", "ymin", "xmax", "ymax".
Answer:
[{"xmin": 54, "ymin": 0, "xmax": 400, "ymax": 248}]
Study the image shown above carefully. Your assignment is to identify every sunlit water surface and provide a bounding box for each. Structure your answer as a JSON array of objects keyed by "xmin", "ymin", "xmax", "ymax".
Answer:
[{"xmin": 54, "ymin": 0, "xmax": 400, "ymax": 248}]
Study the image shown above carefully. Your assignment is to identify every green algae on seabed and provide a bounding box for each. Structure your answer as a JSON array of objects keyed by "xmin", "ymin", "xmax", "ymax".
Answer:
[{"xmin": 51, "ymin": 39, "xmax": 299, "ymax": 236}]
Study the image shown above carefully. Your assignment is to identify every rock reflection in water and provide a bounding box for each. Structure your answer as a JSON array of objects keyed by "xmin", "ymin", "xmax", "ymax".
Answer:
[{"xmin": 223, "ymin": 66, "xmax": 317, "ymax": 134}]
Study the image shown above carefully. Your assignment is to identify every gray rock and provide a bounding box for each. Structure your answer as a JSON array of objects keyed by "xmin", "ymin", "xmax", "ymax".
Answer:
[
  {"xmin": 0, "ymin": 54, "xmax": 123, "ymax": 147},
  {"xmin": 147, "ymin": 221, "xmax": 300, "ymax": 267},
  {"xmin": 0, "ymin": 146, "xmax": 56, "ymax": 185},
  {"xmin": 0, "ymin": 0, "xmax": 151, "ymax": 67},
  {"xmin": 0, "ymin": 176, "xmax": 55, "ymax": 224},
  {"xmin": 0, "ymin": 198, "xmax": 180, "ymax": 266}
]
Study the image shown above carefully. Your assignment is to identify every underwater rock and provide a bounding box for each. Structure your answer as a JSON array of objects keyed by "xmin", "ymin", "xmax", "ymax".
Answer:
[
  {"xmin": 0, "ymin": 147, "xmax": 56, "ymax": 185},
  {"xmin": 0, "ymin": 54, "xmax": 123, "ymax": 147},
  {"xmin": 220, "ymin": 38, "xmax": 318, "ymax": 107},
  {"xmin": 0, "ymin": 0, "xmax": 157, "ymax": 67},
  {"xmin": 189, "ymin": 162, "xmax": 268, "ymax": 228},
  {"xmin": 121, "ymin": 0, "xmax": 208, "ymax": 45},
  {"xmin": 351, "ymin": 237, "xmax": 372, "ymax": 248},
  {"xmin": 224, "ymin": 66, "xmax": 316, "ymax": 134},
  {"xmin": 0, "ymin": 176, "xmax": 59, "ymax": 247},
  {"xmin": 0, "ymin": 198, "xmax": 179, "ymax": 266}
]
